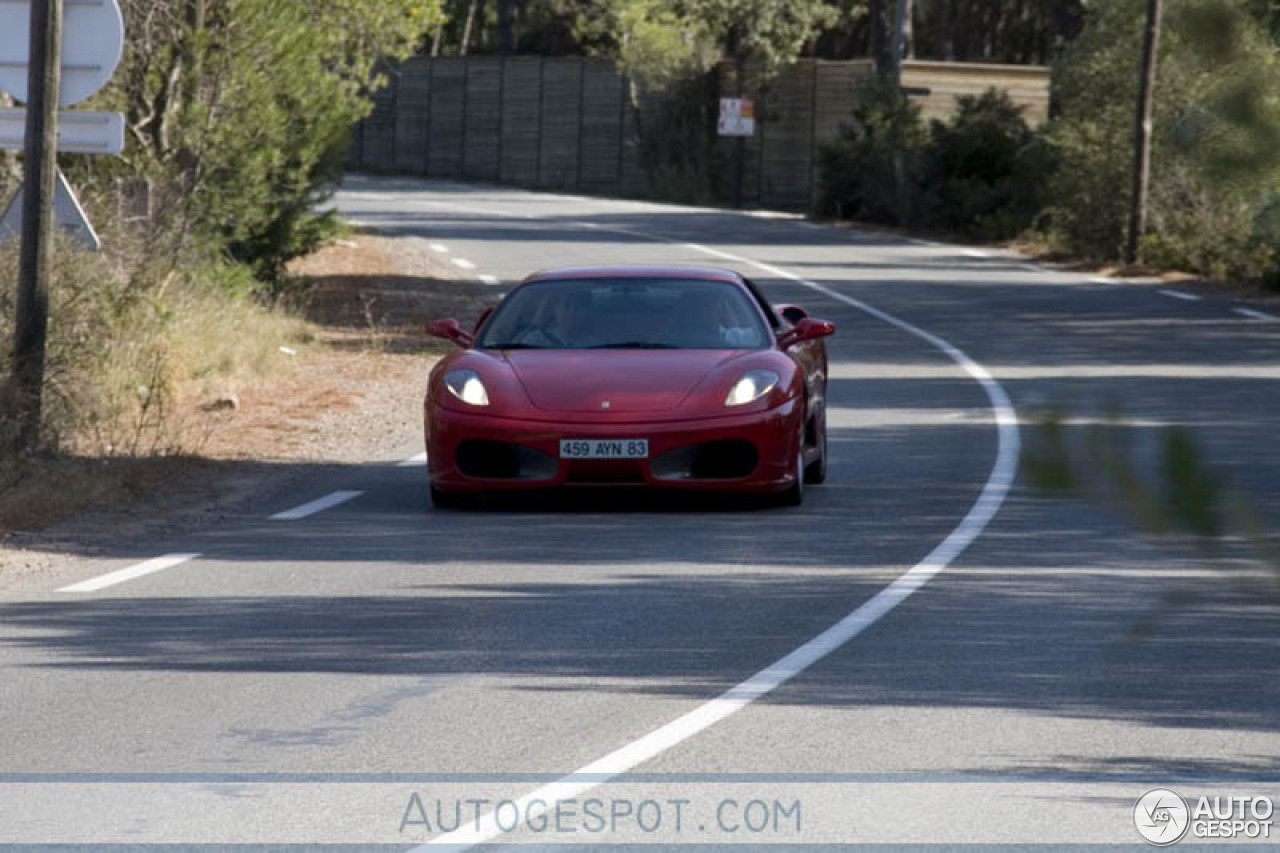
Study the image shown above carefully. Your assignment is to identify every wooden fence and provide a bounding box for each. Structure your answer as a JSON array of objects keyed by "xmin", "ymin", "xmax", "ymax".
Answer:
[{"xmin": 350, "ymin": 57, "xmax": 1049, "ymax": 211}]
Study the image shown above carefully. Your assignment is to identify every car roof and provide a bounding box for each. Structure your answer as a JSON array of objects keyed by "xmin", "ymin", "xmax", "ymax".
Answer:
[{"xmin": 522, "ymin": 266, "xmax": 746, "ymax": 285}]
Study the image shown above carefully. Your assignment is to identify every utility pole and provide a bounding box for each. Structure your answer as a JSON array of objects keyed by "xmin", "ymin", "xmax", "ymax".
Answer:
[
  {"xmin": 10, "ymin": 0, "xmax": 62, "ymax": 452},
  {"xmin": 1127, "ymin": 0, "xmax": 1162, "ymax": 264},
  {"xmin": 891, "ymin": 0, "xmax": 910, "ymax": 227}
]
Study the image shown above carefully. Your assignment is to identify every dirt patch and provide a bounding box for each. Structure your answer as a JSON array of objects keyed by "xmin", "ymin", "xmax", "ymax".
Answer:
[
  {"xmin": 0, "ymin": 231, "xmax": 496, "ymax": 584},
  {"xmin": 289, "ymin": 234, "xmax": 497, "ymax": 342}
]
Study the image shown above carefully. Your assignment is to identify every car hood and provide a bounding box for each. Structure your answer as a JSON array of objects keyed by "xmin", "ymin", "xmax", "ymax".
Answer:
[{"xmin": 503, "ymin": 349, "xmax": 745, "ymax": 414}]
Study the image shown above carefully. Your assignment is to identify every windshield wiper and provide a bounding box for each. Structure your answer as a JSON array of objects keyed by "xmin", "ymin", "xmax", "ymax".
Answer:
[
  {"xmin": 482, "ymin": 342, "xmax": 551, "ymax": 350},
  {"xmin": 589, "ymin": 341, "xmax": 678, "ymax": 349}
]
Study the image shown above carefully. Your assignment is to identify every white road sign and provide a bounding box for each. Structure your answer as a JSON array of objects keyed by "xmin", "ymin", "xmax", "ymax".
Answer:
[
  {"xmin": 0, "ymin": 0, "xmax": 125, "ymax": 107},
  {"xmin": 0, "ymin": 168, "xmax": 101, "ymax": 250},
  {"xmin": 718, "ymin": 98, "xmax": 755, "ymax": 137},
  {"xmin": 0, "ymin": 108, "xmax": 123, "ymax": 154}
]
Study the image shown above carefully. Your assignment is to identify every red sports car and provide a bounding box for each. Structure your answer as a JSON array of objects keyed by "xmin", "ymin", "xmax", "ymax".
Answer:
[{"xmin": 424, "ymin": 266, "xmax": 835, "ymax": 507}]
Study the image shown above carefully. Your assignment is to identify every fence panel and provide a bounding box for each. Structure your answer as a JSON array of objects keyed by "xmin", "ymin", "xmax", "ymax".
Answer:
[
  {"xmin": 428, "ymin": 59, "xmax": 466, "ymax": 178},
  {"xmin": 361, "ymin": 63, "xmax": 398, "ymax": 171},
  {"xmin": 760, "ymin": 59, "xmax": 817, "ymax": 210},
  {"xmin": 500, "ymin": 57, "xmax": 543, "ymax": 186},
  {"xmin": 580, "ymin": 61, "xmax": 626, "ymax": 190},
  {"xmin": 394, "ymin": 57, "xmax": 432, "ymax": 174},
  {"xmin": 464, "ymin": 58, "xmax": 503, "ymax": 180},
  {"xmin": 538, "ymin": 59, "xmax": 584, "ymax": 190}
]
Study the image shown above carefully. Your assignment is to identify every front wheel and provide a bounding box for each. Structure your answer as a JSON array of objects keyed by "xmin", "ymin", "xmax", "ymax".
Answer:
[
  {"xmin": 776, "ymin": 450, "xmax": 805, "ymax": 507},
  {"xmin": 430, "ymin": 485, "xmax": 473, "ymax": 510},
  {"xmin": 804, "ymin": 414, "xmax": 828, "ymax": 485}
]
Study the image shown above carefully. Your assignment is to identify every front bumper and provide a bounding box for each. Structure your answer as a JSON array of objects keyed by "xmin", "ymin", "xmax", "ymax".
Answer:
[{"xmin": 426, "ymin": 398, "xmax": 803, "ymax": 494}]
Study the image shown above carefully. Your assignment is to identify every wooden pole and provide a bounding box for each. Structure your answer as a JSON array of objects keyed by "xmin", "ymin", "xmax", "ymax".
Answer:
[
  {"xmin": 10, "ymin": 0, "xmax": 62, "ymax": 452},
  {"xmin": 891, "ymin": 0, "xmax": 910, "ymax": 227},
  {"xmin": 1127, "ymin": 0, "xmax": 1162, "ymax": 264}
]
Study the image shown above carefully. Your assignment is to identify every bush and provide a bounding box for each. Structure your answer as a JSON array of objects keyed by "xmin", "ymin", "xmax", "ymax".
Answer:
[
  {"xmin": 920, "ymin": 91, "xmax": 1056, "ymax": 241},
  {"xmin": 0, "ymin": 234, "xmax": 306, "ymax": 459},
  {"xmin": 816, "ymin": 78, "xmax": 926, "ymax": 225},
  {"xmin": 626, "ymin": 71, "xmax": 720, "ymax": 205},
  {"xmin": 817, "ymin": 83, "xmax": 1050, "ymax": 240},
  {"xmin": 1047, "ymin": 0, "xmax": 1280, "ymax": 280}
]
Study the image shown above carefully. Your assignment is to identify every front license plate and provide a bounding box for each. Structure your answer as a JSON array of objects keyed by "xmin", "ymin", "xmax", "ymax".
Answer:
[{"xmin": 560, "ymin": 438, "xmax": 649, "ymax": 459}]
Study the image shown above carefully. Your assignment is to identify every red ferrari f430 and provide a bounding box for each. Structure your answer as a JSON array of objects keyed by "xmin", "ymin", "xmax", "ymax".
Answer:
[{"xmin": 424, "ymin": 266, "xmax": 835, "ymax": 506}]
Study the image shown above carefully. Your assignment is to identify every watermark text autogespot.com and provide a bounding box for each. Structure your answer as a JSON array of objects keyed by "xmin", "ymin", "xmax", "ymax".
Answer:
[{"xmin": 399, "ymin": 793, "xmax": 802, "ymax": 838}]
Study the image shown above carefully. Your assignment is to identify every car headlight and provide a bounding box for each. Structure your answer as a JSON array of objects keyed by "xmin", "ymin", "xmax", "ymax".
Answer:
[
  {"xmin": 724, "ymin": 370, "xmax": 780, "ymax": 406},
  {"xmin": 444, "ymin": 369, "xmax": 490, "ymax": 406}
]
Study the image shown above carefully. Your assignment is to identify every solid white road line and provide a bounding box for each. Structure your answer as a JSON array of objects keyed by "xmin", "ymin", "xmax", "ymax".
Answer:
[
  {"xmin": 58, "ymin": 553, "xmax": 200, "ymax": 593},
  {"xmin": 1160, "ymin": 289, "xmax": 1201, "ymax": 302},
  {"xmin": 478, "ymin": 274, "xmax": 500, "ymax": 285},
  {"xmin": 428, "ymin": 243, "xmax": 449, "ymax": 253},
  {"xmin": 451, "ymin": 258, "xmax": 477, "ymax": 270},
  {"xmin": 1090, "ymin": 276, "xmax": 1118, "ymax": 285},
  {"xmin": 415, "ymin": 216, "xmax": 1021, "ymax": 851},
  {"xmin": 269, "ymin": 490, "xmax": 363, "ymax": 521},
  {"xmin": 1235, "ymin": 307, "xmax": 1278, "ymax": 321},
  {"xmin": 398, "ymin": 452, "xmax": 428, "ymax": 467},
  {"xmin": 961, "ymin": 248, "xmax": 989, "ymax": 258}
]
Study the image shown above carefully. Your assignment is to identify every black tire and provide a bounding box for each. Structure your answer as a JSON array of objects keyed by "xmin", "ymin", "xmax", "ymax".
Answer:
[
  {"xmin": 776, "ymin": 450, "xmax": 805, "ymax": 507},
  {"xmin": 804, "ymin": 413, "xmax": 828, "ymax": 485},
  {"xmin": 430, "ymin": 485, "xmax": 472, "ymax": 510}
]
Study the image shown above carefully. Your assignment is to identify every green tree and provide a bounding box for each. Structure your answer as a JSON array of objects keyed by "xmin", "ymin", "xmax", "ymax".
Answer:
[
  {"xmin": 695, "ymin": 0, "xmax": 838, "ymax": 78},
  {"xmin": 1048, "ymin": 0, "xmax": 1280, "ymax": 280},
  {"xmin": 86, "ymin": 0, "xmax": 440, "ymax": 283}
]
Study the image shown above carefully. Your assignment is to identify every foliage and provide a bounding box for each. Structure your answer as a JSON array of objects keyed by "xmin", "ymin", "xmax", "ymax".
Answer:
[
  {"xmin": 1022, "ymin": 403, "xmax": 1280, "ymax": 619},
  {"xmin": 0, "ymin": 234, "xmax": 305, "ymax": 461},
  {"xmin": 1047, "ymin": 0, "xmax": 1280, "ymax": 279},
  {"xmin": 919, "ymin": 90, "xmax": 1055, "ymax": 241},
  {"xmin": 613, "ymin": 0, "xmax": 717, "ymax": 90},
  {"xmin": 78, "ymin": 0, "xmax": 440, "ymax": 284},
  {"xmin": 628, "ymin": 71, "xmax": 721, "ymax": 204},
  {"xmin": 816, "ymin": 78, "xmax": 925, "ymax": 224},
  {"xmin": 818, "ymin": 84, "xmax": 1049, "ymax": 240},
  {"xmin": 695, "ymin": 0, "xmax": 838, "ymax": 75}
]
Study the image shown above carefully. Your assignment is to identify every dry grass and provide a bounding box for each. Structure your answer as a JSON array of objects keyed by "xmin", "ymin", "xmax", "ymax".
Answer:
[
  {"xmin": 0, "ymin": 236, "xmax": 310, "ymax": 534},
  {"xmin": 0, "ymin": 230, "xmax": 473, "ymax": 539}
]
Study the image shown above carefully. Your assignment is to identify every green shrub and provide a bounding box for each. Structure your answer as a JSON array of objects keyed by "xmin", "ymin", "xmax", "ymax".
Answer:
[
  {"xmin": 816, "ymin": 78, "xmax": 925, "ymax": 225},
  {"xmin": 1048, "ymin": 0, "xmax": 1280, "ymax": 280},
  {"xmin": 920, "ymin": 90, "xmax": 1056, "ymax": 241},
  {"xmin": 817, "ymin": 83, "xmax": 1051, "ymax": 240},
  {"xmin": 0, "ymin": 234, "xmax": 306, "ymax": 458}
]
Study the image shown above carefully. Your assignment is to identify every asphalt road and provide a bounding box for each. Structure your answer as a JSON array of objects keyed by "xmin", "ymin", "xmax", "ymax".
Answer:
[{"xmin": 1, "ymin": 176, "xmax": 1278, "ymax": 849}]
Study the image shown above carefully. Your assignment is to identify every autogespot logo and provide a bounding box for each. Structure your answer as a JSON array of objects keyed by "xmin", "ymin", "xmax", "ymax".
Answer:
[{"xmin": 1135, "ymin": 789, "xmax": 1191, "ymax": 846}]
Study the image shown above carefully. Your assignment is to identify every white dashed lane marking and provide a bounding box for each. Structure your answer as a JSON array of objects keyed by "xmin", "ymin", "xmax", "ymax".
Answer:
[
  {"xmin": 269, "ymin": 491, "xmax": 364, "ymax": 521},
  {"xmin": 58, "ymin": 554, "xmax": 201, "ymax": 594},
  {"xmin": 1235, "ymin": 307, "xmax": 1278, "ymax": 322}
]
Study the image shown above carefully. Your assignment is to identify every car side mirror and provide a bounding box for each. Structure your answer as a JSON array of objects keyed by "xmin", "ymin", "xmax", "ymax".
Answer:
[
  {"xmin": 777, "ymin": 317, "xmax": 835, "ymax": 349},
  {"xmin": 427, "ymin": 318, "xmax": 474, "ymax": 348},
  {"xmin": 776, "ymin": 304, "xmax": 809, "ymax": 325}
]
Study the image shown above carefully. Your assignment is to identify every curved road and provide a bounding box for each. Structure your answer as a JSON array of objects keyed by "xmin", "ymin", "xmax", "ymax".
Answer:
[{"xmin": 0, "ymin": 176, "xmax": 1277, "ymax": 848}]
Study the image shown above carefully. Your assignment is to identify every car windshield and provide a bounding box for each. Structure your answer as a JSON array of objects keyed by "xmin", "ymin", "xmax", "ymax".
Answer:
[{"xmin": 476, "ymin": 278, "xmax": 772, "ymax": 350}]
